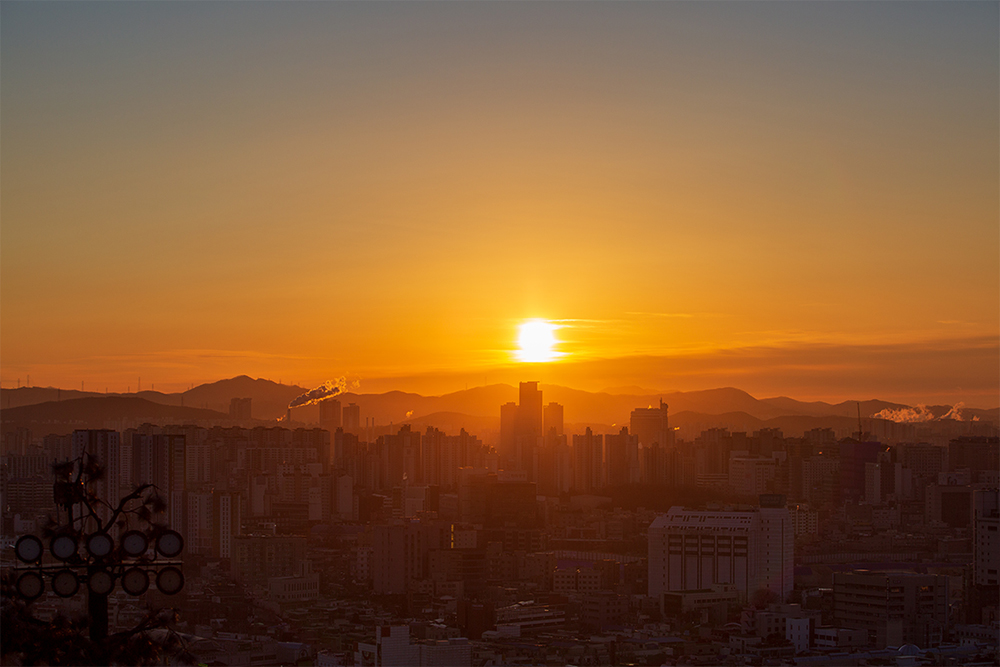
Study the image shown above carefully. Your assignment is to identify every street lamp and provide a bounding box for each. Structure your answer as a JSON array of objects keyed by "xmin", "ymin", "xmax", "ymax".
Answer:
[{"xmin": 12, "ymin": 453, "xmax": 186, "ymax": 642}]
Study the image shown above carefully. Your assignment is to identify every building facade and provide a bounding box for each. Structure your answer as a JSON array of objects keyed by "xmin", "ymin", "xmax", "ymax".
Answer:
[
  {"xmin": 648, "ymin": 500, "xmax": 793, "ymax": 603},
  {"xmin": 832, "ymin": 571, "xmax": 948, "ymax": 648}
]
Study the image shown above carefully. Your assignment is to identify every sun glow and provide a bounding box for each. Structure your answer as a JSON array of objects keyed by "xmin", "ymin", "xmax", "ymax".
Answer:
[{"xmin": 516, "ymin": 319, "xmax": 561, "ymax": 363}]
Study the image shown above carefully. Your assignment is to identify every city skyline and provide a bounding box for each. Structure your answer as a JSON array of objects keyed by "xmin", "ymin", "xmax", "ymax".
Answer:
[
  {"xmin": 2, "ymin": 2, "xmax": 998, "ymax": 405},
  {"xmin": 3, "ymin": 4, "xmax": 999, "ymax": 662}
]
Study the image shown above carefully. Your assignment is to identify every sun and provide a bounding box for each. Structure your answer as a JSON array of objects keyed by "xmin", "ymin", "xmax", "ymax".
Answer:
[{"xmin": 516, "ymin": 319, "xmax": 561, "ymax": 363}]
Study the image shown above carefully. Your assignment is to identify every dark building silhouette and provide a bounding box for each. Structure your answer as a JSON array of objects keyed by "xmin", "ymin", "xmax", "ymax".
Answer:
[
  {"xmin": 499, "ymin": 382, "xmax": 545, "ymax": 477},
  {"xmin": 319, "ymin": 398, "xmax": 341, "ymax": 430},
  {"xmin": 838, "ymin": 439, "xmax": 882, "ymax": 501},
  {"xmin": 516, "ymin": 382, "xmax": 543, "ymax": 440},
  {"xmin": 630, "ymin": 400, "xmax": 670, "ymax": 447},
  {"xmin": 543, "ymin": 402, "xmax": 564, "ymax": 436},
  {"xmin": 605, "ymin": 427, "xmax": 638, "ymax": 487},
  {"xmin": 229, "ymin": 397, "xmax": 252, "ymax": 420},
  {"xmin": 949, "ymin": 436, "xmax": 999, "ymax": 476},
  {"xmin": 343, "ymin": 402, "xmax": 361, "ymax": 430},
  {"xmin": 573, "ymin": 428, "xmax": 603, "ymax": 492}
]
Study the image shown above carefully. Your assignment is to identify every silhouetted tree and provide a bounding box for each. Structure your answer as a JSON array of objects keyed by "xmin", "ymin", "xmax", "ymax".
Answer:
[{"xmin": 1, "ymin": 456, "xmax": 194, "ymax": 666}]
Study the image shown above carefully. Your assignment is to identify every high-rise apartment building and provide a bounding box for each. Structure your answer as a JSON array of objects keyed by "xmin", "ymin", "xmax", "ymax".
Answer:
[
  {"xmin": 516, "ymin": 382, "xmax": 543, "ymax": 439},
  {"xmin": 572, "ymin": 428, "xmax": 603, "ymax": 493},
  {"xmin": 71, "ymin": 429, "xmax": 122, "ymax": 525},
  {"xmin": 604, "ymin": 427, "xmax": 639, "ymax": 487},
  {"xmin": 187, "ymin": 490, "xmax": 242, "ymax": 559},
  {"xmin": 729, "ymin": 457, "xmax": 777, "ymax": 497},
  {"xmin": 898, "ymin": 442, "xmax": 948, "ymax": 479},
  {"xmin": 630, "ymin": 400, "xmax": 670, "ymax": 447},
  {"xmin": 131, "ymin": 432, "xmax": 186, "ymax": 529},
  {"xmin": 838, "ymin": 440, "xmax": 883, "ymax": 500},
  {"xmin": 543, "ymin": 402, "xmax": 564, "ymax": 436},
  {"xmin": 499, "ymin": 382, "xmax": 546, "ymax": 476},
  {"xmin": 319, "ymin": 398, "xmax": 341, "ymax": 430},
  {"xmin": 973, "ymin": 489, "xmax": 999, "ymax": 587},
  {"xmin": 648, "ymin": 498, "xmax": 793, "ymax": 603},
  {"xmin": 949, "ymin": 436, "xmax": 999, "ymax": 475},
  {"xmin": 343, "ymin": 403, "xmax": 361, "ymax": 430}
]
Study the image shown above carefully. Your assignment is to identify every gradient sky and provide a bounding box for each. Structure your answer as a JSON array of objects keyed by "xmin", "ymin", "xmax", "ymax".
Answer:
[{"xmin": 2, "ymin": 2, "xmax": 998, "ymax": 405}]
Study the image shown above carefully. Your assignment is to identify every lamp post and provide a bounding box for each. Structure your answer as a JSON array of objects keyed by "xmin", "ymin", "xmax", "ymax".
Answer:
[
  {"xmin": 12, "ymin": 454, "xmax": 184, "ymax": 642},
  {"xmin": 14, "ymin": 528, "xmax": 185, "ymax": 641}
]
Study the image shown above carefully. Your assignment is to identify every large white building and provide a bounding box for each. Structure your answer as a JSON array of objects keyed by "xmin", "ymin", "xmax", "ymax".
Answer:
[{"xmin": 648, "ymin": 501, "xmax": 794, "ymax": 603}]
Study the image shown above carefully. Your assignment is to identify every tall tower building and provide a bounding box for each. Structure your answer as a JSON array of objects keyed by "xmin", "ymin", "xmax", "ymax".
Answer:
[
  {"xmin": 572, "ymin": 428, "xmax": 604, "ymax": 493},
  {"xmin": 543, "ymin": 402, "xmax": 564, "ymax": 436},
  {"xmin": 630, "ymin": 400, "xmax": 670, "ymax": 447},
  {"xmin": 131, "ymin": 433, "xmax": 186, "ymax": 529},
  {"xmin": 343, "ymin": 403, "xmax": 361, "ymax": 431},
  {"xmin": 605, "ymin": 427, "xmax": 639, "ymax": 487},
  {"xmin": 516, "ymin": 382, "xmax": 543, "ymax": 440},
  {"xmin": 319, "ymin": 398, "xmax": 342, "ymax": 430},
  {"xmin": 498, "ymin": 382, "xmax": 545, "ymax": 475}
]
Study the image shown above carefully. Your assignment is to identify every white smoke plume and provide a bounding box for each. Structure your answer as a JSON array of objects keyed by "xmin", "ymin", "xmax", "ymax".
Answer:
[
  {"xmin": 941, "ymin": 402, "xmax": 967, "ymax": 421},
  {"xmin": 288, "ymin": 378, "xmax": 347, "ymax": 409},
  {"xmin": 874, "ymin": 402, "xmax": 973, "ymax": 423},
  {"xmin": 873, "ymin": 405, "xmax": 936, "ymax": 423}
]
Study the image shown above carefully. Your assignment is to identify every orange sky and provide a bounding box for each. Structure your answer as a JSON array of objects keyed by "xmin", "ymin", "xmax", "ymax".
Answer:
[{"xmin": 2, "ymin": 3, "xmax": 998, "ymax": 406}]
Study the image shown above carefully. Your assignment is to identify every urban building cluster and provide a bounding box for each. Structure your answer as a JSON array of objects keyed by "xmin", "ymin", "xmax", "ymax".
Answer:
[{"xmin": 1, "ymin": 382, "xmax": 997, "ymax": 666}]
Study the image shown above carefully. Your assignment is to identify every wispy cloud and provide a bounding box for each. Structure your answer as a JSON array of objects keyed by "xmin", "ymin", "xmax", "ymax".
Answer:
[
  {"xmin": 89, "ymin": 349, "xmax": 321, "ymax": 363},
  {"xmin": 625, "ymin": 311, "xmax": 696, "ymax": 318}
]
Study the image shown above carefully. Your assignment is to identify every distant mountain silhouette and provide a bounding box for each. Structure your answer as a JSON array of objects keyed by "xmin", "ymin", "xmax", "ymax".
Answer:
[
  {"xmin": 2, "ymin": 377, "xmax": 995, "ymax": 438},
  {"xmin": 760, "ymin": 396, "xmax": 909, "ymax": 418},
  {"xmin": 1, "ymin": 387, "xmax": 107, "ymax": 409},
  {"xmin": 0, "ymin": 376, "xmax": 311, "ymax": 421},
  {"xmin": 179, "ymin": 375, "xmax": 307, "ymax": 418},
  {"xmin": 1, "ymin": 397, "xmax": 229, "ymax": 434},
  {"xmin": 599, "ymin": 385, "xmax": 668, "ymax": 396}
]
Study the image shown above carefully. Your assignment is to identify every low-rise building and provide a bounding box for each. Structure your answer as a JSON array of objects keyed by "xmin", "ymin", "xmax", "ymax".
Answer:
[
  {"xmin": 661, "ymin": 584, "xmax": 739, "ymax": 625},
  {"xmin": 494, "ymin": 601, "xmax": 565, "ymax": 634},
  {"xmin": 269, "ymin": 570, "xmax": 320, "ymax": 604},
  {"xmin": 813, "ymin": 626, "xmax": 868, "ymax": 649},
  {"xmin": 833, "ymin": 570, "xmax": 948, "ymax": 648}
]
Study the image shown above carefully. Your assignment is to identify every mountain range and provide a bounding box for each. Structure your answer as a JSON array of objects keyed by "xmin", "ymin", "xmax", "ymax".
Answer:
[{"xmin": 2, "ymin": 376, "xmax": 996, "ymax": 439}]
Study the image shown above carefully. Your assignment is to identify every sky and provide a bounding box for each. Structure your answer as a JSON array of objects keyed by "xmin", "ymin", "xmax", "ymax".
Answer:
[{"xmin": 2, "ymin": 2, "xmax": 998, "ymax": 406}]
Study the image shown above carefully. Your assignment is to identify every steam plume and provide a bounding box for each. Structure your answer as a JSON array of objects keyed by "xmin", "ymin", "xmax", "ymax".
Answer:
[
  {"xmin": 874, "ymin": 402, "xmax": 973, "ymax": 423},
  {"xmin": 941, "ymin": 402, "xmax": 967, "ymax": 421},
  {"xmin": 873, "ymin": 405, "xmax": 935, "ymax": 423},
  {"xmin": 288, "ymin": 378, "xmax": 347, "ymax": 409}
]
